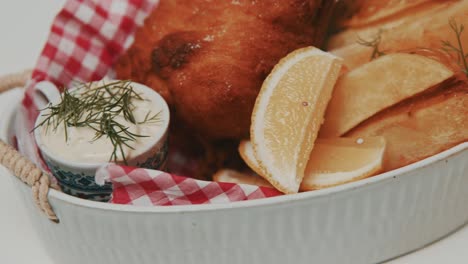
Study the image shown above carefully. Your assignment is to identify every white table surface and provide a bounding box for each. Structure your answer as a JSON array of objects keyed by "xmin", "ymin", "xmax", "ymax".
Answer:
[{"xmin": 0, "ymin": 1, "xmax": 467, "ymax": 263}]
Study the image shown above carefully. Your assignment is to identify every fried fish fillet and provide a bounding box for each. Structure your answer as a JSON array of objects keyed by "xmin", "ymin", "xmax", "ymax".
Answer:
[{"xmin": 115, "ymin": 0, "xmax": 337, "ymax": 140}]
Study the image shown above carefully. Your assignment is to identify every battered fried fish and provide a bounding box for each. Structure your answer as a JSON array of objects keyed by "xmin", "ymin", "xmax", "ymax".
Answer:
[{"xmin": 115, "ymin": 0, "xmax": 337, "ymax": 140}]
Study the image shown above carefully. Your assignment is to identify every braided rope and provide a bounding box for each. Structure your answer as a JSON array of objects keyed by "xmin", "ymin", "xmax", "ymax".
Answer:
[
  {"xmin": 0, "ymin": 70, "xmax": 59, "ymax": 222},
  {"xmin": 0, "ymin": 69, "xmax": 32, "ymax": 94},
  {"xmin": 0, "ymin": 141, "xmax": 58, "ymax": 222}
]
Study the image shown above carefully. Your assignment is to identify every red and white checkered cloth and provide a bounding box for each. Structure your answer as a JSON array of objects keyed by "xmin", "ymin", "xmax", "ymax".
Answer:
[
  {"xmin": 16, "ymin": 0, "xmax": 283, "ymax": 206},
  {"xmin": 96, "ymin": 164, "xmax": 282, "ymax": 205},
  {"xmin": 17, "ymin": 0, "xmax": 159, "ymax": 172}
]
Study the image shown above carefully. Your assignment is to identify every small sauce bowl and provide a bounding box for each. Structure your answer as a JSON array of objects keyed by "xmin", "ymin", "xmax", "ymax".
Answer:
[{"xmin": 34, "ymin": 80, "xmax": 170, "ymax": 201}]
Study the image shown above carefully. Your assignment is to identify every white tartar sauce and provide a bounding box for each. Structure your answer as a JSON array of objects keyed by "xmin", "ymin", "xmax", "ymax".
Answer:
[{"xmin": 35, "ymin": 81, "xmax": 169, "ymax": 164}]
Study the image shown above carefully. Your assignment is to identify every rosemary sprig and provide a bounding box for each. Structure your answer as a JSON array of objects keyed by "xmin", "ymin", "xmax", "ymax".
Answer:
[
  {"xmin": 357, "ymin": 29, "xmax": 386, "ymax": 60},
  {"xmin": 34, "ymin": 80, "xmax": 162, "ymax": 164},
  {"xmin": 441, "ymin": 18, "xmax": 468, "ymax": 77}
]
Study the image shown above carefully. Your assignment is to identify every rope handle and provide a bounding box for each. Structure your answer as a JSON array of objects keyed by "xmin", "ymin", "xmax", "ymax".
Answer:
[
  {"xmin": 0, "ymin": 71, "xmax": 59, "ymax": 223},
  {"xmin": 0, "ymin": 70, "xmax": 32, "ymax": 93}
]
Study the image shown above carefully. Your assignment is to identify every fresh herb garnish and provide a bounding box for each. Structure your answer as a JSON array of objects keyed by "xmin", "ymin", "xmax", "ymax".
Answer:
[
  {"xmin": 34, "ymin": 80, "xmax": 163, "ymax": 164},
  {"xmin": 138, "ymin": 110, "xmax": 163, "ymax": 125},
  {"xmin": 357, "ymin": 29, "xmax": 386, "ymax": 60},
  {"xmin": 441, "ymin": 18, "xmax": 468, "ymax": 77}
]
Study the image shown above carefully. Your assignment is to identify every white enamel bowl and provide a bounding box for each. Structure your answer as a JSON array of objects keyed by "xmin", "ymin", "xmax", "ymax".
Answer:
[{"xmin": 1, "ymin": 90, "xmax": 467, "ymax": 264}]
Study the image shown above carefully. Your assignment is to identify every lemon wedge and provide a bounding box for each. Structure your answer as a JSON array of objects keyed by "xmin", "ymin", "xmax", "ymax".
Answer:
[
  {"xmin": 239, "ymin": 137, "xmax": 386, "ymax": 191},
  {"xmin": 238, "ymin": 140, "xmax": 265, "ymax": 177},
  {"xmin": 250, "ymin": 47, "xmax": 342, "ymax": 193},
  {"xmin": 300, "ymin": 137, "xmax": 386, "ymax": 190}
]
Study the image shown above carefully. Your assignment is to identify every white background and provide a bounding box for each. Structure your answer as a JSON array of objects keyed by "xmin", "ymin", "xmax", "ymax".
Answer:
[{"xmin": 0, "ymin": 1, "xmax": 467, "ymax": 263}]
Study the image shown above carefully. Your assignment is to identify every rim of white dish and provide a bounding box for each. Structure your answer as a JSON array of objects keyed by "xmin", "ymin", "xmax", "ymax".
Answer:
[
  {"xmin": 2, "ymin": 88, "xmax": 468, "ymax": 213},
  {"xmin": 46, "ymin": 142, "xmax": 468, "ymax": 213}
]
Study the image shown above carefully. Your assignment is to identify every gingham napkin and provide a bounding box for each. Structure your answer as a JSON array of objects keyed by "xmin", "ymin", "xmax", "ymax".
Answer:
[
  {"xmin": 16, "ymin": 0, "xmax": 283, "ymax": 205},
  {"xmin": 96, "ymin": 164, "xmax": 282, "ymax": 205},
  {"xmin": 17, "ymin": 0, "xmax": 159, "ymax": 171}
]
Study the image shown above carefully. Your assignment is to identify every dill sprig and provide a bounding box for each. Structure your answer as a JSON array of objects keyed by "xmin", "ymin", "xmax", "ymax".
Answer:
[
  {"xmin": 34, "ymin": 80, "xmax": 163, "ymax": 164},
  {"xmin": 441, "ymin": 18, "xmax": 468, "ymax": 77},
  {"xmin": 138, "ymin": 110, "xmax": 163, "ymax": 124},
  {"xmin": 357, "ymin": 29, "xmax": 386, "ymax": 60}
]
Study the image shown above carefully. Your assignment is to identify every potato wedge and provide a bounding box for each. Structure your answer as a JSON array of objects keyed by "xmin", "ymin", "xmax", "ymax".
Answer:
[
  {"xmin": 320, "ymin": 53, "xmax": 454, "ymax": 137},
  {"xmin": 347, "ymin": 84, "xmax": 468, "ymax": 171},
  {"xmin": 213, "ymin": 169, "xmax": 273, "ymax": 188},
  {"xmin": 328, "ymin": 1, "xmax": 453, "ymax": 50},
  {"xmin": 342, "ymin": 0, "xmax": 432, "ymax": 28},
  {"xmin": 331, "ymin": 0, "xmax": 468, "ymax": 70}
]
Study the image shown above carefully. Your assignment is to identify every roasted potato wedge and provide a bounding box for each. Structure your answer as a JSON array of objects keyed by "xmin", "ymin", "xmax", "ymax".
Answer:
[
  {"xmin": 347, "ymin": 83, "xmax": 468, "ymax": 171},
  {"xmin": 341, "ymin": 0, "xmax": 433, "ymax": 28},
  {"xmin": 320, "ymin": 53, "xmax": 454, "ymax": 137},
  {"xmin": 331, "ymin": 0, "xmax": 468, "ymax": 70},
  {"xmin": 213, "ymin": 169, "xmax": 273, "ymax": 188},
  {"xmin": 328, "ymin": 1, "xmax": 453, "ymax": 49}
]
